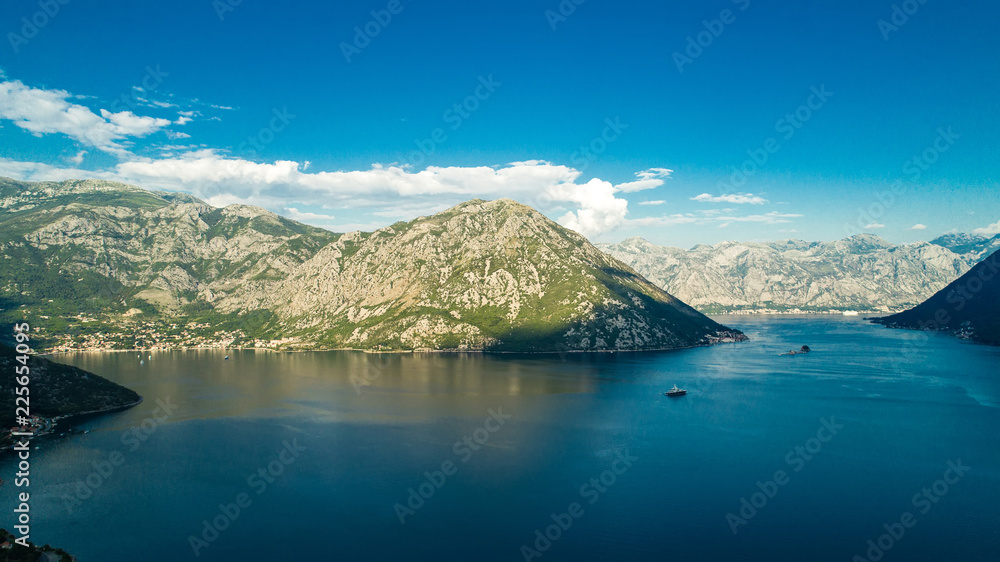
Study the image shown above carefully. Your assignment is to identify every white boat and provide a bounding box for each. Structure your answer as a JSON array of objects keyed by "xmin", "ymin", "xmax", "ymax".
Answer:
[
  {"xmin": 842, "ymin": 310, "xmax": 859, "ymax": 316},
  {"xmin": 664, "ymin": 384, "xmax": 687, "ymax": 397}
]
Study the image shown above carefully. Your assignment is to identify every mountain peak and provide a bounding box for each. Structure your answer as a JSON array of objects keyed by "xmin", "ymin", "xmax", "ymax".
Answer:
[
  {"xmin": 221, "ymin": 203, "xmax": 281, "ymax": 220},
  {"xmin": 843, "ymin": 233, "xmax": 892, "ymax": 247},
  {"xmin": 1, "ymin": 180, "xmax": 741, "ymax": 352},
  {"xmin": 448, "ymin": 197, "xmax": 542, "ymax": 217}
]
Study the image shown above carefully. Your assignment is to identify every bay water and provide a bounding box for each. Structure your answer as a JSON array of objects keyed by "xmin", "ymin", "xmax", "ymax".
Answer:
[{"xmin": 2, "ymin": 315, "xmax": 998, "ymax": 561}]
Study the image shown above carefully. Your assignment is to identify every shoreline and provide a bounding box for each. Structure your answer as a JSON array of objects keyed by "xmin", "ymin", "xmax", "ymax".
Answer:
[
  {"xmin": 39, "ymin": 335, "xmax": 749, "ymax": 356},
  {"xmin": 1, "ymin": 397, "xmax": 144, "ymax": 453},
  {"xmin": 31, "ymin": 311, "xmax": 883, "ymax": 356}
]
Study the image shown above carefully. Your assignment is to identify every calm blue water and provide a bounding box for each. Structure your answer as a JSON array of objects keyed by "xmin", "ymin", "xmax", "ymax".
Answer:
[{"xmin": 2, "ymin": 316, "xmax": 999, "ymax": 561}]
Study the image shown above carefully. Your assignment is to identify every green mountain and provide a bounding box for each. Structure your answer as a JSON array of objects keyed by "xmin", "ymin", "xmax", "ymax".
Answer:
[
  {"xmin": 0, "ymin": 342, "xmax": 141, "ymax": 433},
  {"xmin": 872, "ymin": 250, "xmax": 1000, "ymax": 345},
  {"xmin": 0, "ymin": 178, "xmax": 744, "ymax": 352}
]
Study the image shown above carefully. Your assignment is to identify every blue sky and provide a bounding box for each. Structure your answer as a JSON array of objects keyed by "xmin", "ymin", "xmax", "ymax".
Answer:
[{"xmin": 1, "ymin": 0, "xmax": 998, "ymax": 248}]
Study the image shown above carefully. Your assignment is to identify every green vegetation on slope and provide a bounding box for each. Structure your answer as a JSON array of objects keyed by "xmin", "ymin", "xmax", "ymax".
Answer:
[
  {"xmin": 0, "ymin": 179, "xmax": 743, "ymax": 352},
  {"xmin": 0, "ymin": 342, "xmax": 142, "ymax": 429},
  {"xmin": 872, "ymin": 250, "xmax": 1000, "ymax": 345}
]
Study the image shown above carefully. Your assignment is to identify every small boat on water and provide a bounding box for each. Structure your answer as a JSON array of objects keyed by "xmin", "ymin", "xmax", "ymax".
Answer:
[
  {"xmin": 664, "ymin": 384, "xmax": 687, "ymax": 397},
  {"xmin": 842, "ymin": 310, "xmax": 859, "ymax": 316}
]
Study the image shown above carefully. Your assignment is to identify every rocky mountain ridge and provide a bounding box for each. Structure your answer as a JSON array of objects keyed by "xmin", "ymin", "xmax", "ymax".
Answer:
[
  {"xmin": 0, "ymin": 178, "xmax": 743, "ymax": 352},
  {"xmin": 598, "ymin": 233, "xmax": 1000, "ymax": 313},
  {"xmin": 872, "ymin": 249, "xmax": 999, "ymax": 345}
]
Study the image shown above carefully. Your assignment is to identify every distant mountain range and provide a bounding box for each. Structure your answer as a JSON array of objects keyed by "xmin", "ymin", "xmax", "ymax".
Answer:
[
  {"xmin": 873, "ymin": 250, "xmax": 1000, "ymax": 345},
  {"xmin": 0, "ymin": 178, "xmax": 743, "ymax": 352},
  {"xmin": 598, "ymin": 234, "xmax": 1000, "ymax": 313}
]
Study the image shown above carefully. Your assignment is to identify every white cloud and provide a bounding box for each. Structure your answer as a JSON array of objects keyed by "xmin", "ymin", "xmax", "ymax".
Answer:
[
  {"xmin": 0, "ymin": 157, "xmax": 117, "ymax": 182},
  {"xmin": 7, "ymin": 151, "xmax": 786, "ymax": 238},
  {"xmin": 174, "ymin": 110, "xmax": 199, "ymax": 126},
  {"xmin": 145, "ymin": 99, "xmax": 178, "ymax": 109},
  {"xmin": 691, "ymin": 192, "xmax": 768, "ymax": 205},
  {"xmin": 68, "ymin": 150, "xmax": 87, "ymax": 165},
  {"xmin": 99, "ymin": 109, "xmax": 171, "ymax": 136},
  {"xmin": 908, "ymin": 223, "xmax": 927, "ymax": 230},
  {"xmin": 720, "ymin": 211, "xmax": 802, "ymax": 224},
  {"xmin": 157, "ymin": 144, "xmax": 197, "ymax": 151},
  {"xmin": 284, "ymin": 207, "xmax": 337, "ymax": 223},
  {"xmin": 638, "ymin": 200, "xmax": 666, "ymax": 206},
  {"xmin": 166, "ymin": 131, "xmax": 192, "ymax": 140},
  {"xmin": 628, "ymin": 214, "xmax": 699, "ymax": 227},
  {"xmin": 629, "ymin": 210, "xmax": 801, "ymax": 228},
  {"xmin": 0, "ymin": 76, "xmax": 172, "ymax": 157},
  {"xmin": 613, "ymin": 168, "xmax": 672, "ymax": 193},
  {"xmin": 972, "ymin": 220, "xmax": 1000, "ymax": 237},
  {"xmin": 864, "ymin": 222, "xmax": 885, "ymax": 229},
  {"xmin": 551, "ymin": 178, "xmax": 627, "ymax": 237},
  {"xmin": 636, "ymin": 168, "xmax": 673, "ymax": 181},
  {"xmin": 4, "ymin": 153, "xmax": 641, "ymax": 238},
  {"xmin": 370, "ymin": 201, "xmax": 452, "ymax": 219}
]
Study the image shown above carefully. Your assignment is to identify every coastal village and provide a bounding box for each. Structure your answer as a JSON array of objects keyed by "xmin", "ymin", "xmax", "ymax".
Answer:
[
  {"xmin": 23, "ymin": 313, "xmax": 302, "ymax": 353},
  {"xmin": 1, "ymin": 415, "xmax": 56, "ymax": 453}
]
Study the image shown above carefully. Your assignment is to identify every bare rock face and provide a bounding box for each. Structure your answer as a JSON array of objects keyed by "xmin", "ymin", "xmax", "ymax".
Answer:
[
  {"xmin": 0, "ymin": 178, "xmax": 743, "ymax": 351},
  {"xmin": 598, "ymin": 234, "xmax": 999, "ymax": 313}
]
